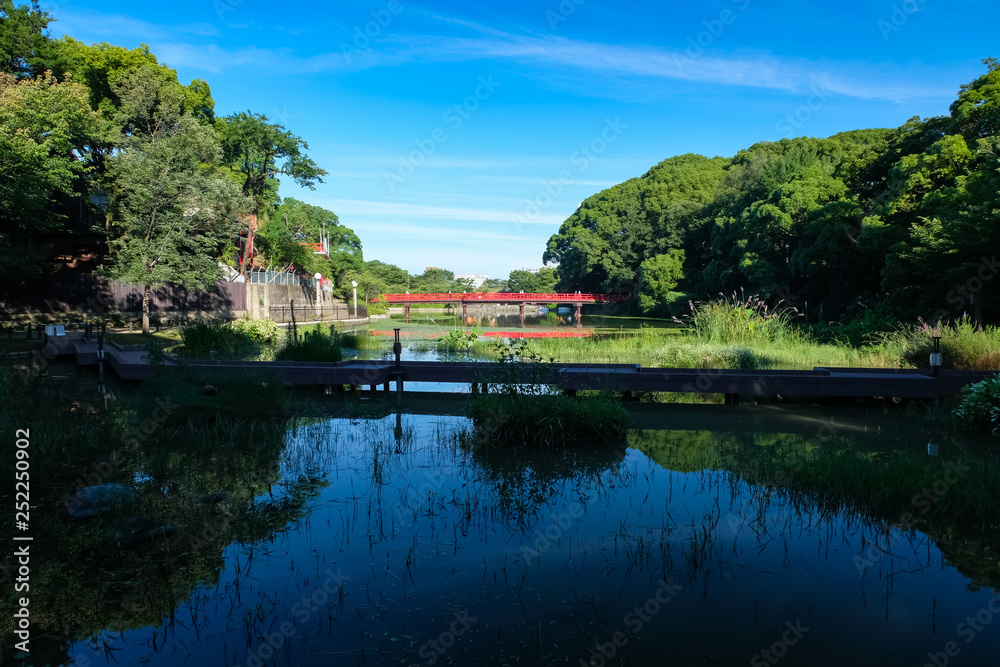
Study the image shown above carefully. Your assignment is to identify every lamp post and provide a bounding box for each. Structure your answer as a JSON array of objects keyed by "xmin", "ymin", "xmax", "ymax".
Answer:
[
  {"xmin": 314, "ymin": 272, "xmax": 322, "ymax": 320},
  {"xmin": 351, "ymin": 280, "xmax": 358, "ymax": 317},
  {"xmin": 930, "ymin": 322, "xmax": 943, "ymax": 378}
]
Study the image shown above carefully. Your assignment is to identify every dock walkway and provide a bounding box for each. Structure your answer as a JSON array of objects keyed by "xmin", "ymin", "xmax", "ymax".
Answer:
[{"xmin": 42, "ymin": 334, "xmax": 995, "ymax": 400}]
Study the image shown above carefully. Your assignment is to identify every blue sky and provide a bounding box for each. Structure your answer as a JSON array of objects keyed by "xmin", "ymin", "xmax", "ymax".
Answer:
[{"xmin": 43, "ymin": 0, "xmax": 999, "ymax": 278}]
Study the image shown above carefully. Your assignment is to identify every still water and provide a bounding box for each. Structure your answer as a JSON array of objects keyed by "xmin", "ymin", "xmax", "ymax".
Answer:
[{"xmin": 59, "ymin": 409, "xmax": 1000, "ymax": 666}]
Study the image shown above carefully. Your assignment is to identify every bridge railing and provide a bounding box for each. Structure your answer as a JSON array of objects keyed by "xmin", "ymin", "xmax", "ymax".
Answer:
[{"xmin": 381, "ymin": 292, "xmax": 629, "ymax": 303}]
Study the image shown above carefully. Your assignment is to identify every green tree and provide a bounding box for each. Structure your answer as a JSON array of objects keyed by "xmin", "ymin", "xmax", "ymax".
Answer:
[
  {"xmin": 365, "ymin": 260, "xmax": 411, "ymax": 293},
  {"xmin": 637, "ymin": 250, "xmax": 685, "ymax": 315},
  {"xmin": 478, "ymin": 277, "xmax": 507, "ymax": 292},
  {"xmin": 544, "ymin": 154, "xmax": 726, "ymax": 295},
  {"xmin": 102, "ymin": 67, "xmax": 249, "ymax": 333},
  {"xmin": 0, "ymin": 0, "xmax": 51, "ymax": 78},
  {"xmin": 0, "ymin": 71, "xmax": 99, "ymax": 232},
  {"xmin": 216, "ymin": 112, "xmax": 327, "ymax": 275},
  {"xmin": 411, "ymin": 267, "xmax": 455, "ymax": 293}
]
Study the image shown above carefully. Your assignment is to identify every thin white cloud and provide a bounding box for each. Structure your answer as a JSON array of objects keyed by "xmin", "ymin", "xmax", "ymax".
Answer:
[
  {"xmin": 51, "ymin": 8, "xmax": 951, "ymax": 103},
  {"xmin": 312, "ymin": 198, "xmax": 566, "ymax": 226}
]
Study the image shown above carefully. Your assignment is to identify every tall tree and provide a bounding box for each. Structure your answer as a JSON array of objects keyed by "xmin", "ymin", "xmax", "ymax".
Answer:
[
  {"xmin": 217, "ymin": 112, "xmax": 327, "ymax": 275},
  {"xmin": 0, "ymin": 0, "xmax": 51, "ymax": 78},
  {"xmin": 103, "ymin": 67, "xmax": 248, "ymax": 333}
]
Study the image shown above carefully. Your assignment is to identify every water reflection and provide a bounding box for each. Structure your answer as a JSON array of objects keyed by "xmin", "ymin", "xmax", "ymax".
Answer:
[{"xmin": 30, "ymin": 410, "xmax": 997, "ymax": 666}]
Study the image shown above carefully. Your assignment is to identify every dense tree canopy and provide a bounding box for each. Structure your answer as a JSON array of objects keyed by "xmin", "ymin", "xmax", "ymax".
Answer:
[
  {"xmin": 545, "ymin": 59, "xmax": 1000, "ymax": 324},
  {"xmin": 0, "ymin": 5, "xmax": 366, "ymax": 297}
]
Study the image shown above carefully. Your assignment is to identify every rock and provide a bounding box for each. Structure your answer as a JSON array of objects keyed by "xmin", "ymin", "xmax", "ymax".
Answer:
[
  {"xmin": 67, "ymin": 483, "xmax": 139, "ymax": 518},
  {"xmin": 195, "ymin": 491, "xmax": 229, "ymax": 504},
  {"xmin": 204, "ymin": 384, "xmax": 217, "ymax": 396}
]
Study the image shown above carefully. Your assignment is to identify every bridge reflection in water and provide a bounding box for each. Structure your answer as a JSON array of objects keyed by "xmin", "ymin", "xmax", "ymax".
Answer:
[{"xmin": 382, "ymin": 292, "xmax": 628, "ymax": 324}]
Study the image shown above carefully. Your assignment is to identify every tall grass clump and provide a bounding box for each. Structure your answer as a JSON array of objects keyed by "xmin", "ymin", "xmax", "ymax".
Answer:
[
  {"xmin": 276, "ymin": 324, "xmax": 345, "ymax": 362},
  {"xmin": 467, "ymin": 339, "xmax": 627, "ymax": 447},
  {"xmin": 180, "ymin": 320, "xmax": 262, "ymax": 356},
  {"xmin": 903, "ymin": 317, "xmax": 1000, "ymax": 370},
  {"xmin": 686, "ymin": 292, "xmax": 804, "ymax": 346}
]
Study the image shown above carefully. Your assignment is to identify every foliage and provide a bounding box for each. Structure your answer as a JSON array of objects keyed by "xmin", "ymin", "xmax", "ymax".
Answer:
[
  {"xmin": 902, "ymin": 316, "xmax": 1000, "ymax": 370},
  {"xmin": 137, "ymin": 367, "xmax": 289, "ymax": 420},
  {"xmin": 544, "ymin": 61, "xmax": 1000, "ymax": 326},
  {"xmin": 101, "ymin": 68, "xmax": 249, "ymax": 333},
  {"xmin": 437, "ymin": 327, "xmax": 480, "ymax": 351},
  {"xmin": 637, "ymin": 249, "xmax": 685, "ymax": 315},
  {"xmin": 507, "ymin": 267, "xmax": 558, "ymax": 293},
  {"xmin": 367, "ymin": 294, "xmax": 389, "ymax": 315},
  {"xmin": 0, "ymin": 71, "xmax": 102, "ymax": 239},
  {"xmin": 685, "ymin": 292, "xmax": 804, "ymax": 345},
  {"xmin": 229, "ymin": 317, "xmax": 279, "ymax": 344},
  {"xmin": 466, "ymin": 338, "xmax": 627, "ymax": 447},
  {"xmin": 0, "ymin": 0, "xmax": 51, "ymax": 77},
  {"xmin": 180, "ymin": 320, "xmax": 260, "ymax": 356},
  {"xmin": 275, "ymin": 323, "xmax": 345, "ymax": 362},
  {"xmin": 955, "ymin": 374, "xmax": 1000, "ymax": 435}
]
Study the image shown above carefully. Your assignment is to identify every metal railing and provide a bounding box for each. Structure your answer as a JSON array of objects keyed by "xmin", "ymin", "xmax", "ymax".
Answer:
[{"xmin": 249, "ymin": 270, "xmax": 314, "ymax": 286}]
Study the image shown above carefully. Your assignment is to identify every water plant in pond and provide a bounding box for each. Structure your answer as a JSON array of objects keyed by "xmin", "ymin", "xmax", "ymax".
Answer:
[
  {"xmin": 179, "ymin": 320, "xmax": 263, "ymax": 356},
  {"xmin": 466, "ymin": 339, "xmax": 627, "ymax": 447},
  {"xmin": 275, "ymin": 323, "xmax": 345, "ymax": 362}
]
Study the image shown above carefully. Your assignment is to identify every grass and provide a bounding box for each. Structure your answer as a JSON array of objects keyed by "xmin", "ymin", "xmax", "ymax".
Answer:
[
  {"xmin": 276, "ymin": 324, "xmax": 346, "ymax": 362},
  {"xmin": 180, "ymin": 320, "xmax": 261, "ymax": 357},
  {"xmin": 466, "ymin": 391, "xmax": 628, "ymax": 447}
]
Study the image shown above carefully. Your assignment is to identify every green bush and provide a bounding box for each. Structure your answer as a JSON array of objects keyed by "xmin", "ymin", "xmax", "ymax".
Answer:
[
  {"xmin": 229, "ymin": 318, "xmax": 280, "ymax": 344},
  {"xmin": 955, "ymin": 374, "xmax": 1000, "ymax": 435}
]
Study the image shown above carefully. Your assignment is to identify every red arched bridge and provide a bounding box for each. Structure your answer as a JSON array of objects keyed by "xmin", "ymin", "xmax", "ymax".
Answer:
[{"xmin": 381, "ymin": 292, "xmax": 629, "ymax": 321}]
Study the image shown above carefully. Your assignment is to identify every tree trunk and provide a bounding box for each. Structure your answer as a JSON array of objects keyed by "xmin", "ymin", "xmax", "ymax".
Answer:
[{"xmin": 142, "ymin": 285, "xmax": 151, "ymax": 335}]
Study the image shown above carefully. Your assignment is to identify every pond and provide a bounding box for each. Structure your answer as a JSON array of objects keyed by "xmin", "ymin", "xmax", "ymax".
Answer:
[
  {"xmin": 383, "ymin": 309, "xmax": 676, "ymax": 336},
  {"xmin": 43, "ymin": 404, "xmax": 1000, "ymax": 667}
]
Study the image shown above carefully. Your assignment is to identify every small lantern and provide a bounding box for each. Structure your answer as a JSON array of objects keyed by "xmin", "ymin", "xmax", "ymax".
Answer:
[{"xmin": 929, "ymin": 322, "xmax": 943, "ymax": 377}]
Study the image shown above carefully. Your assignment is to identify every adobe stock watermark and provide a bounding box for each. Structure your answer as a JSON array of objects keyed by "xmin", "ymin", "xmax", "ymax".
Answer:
[
  {"xmin": 750, "ymin": 619, "xmax": 810, "ymax": 666},
  {"xmin": 383, "ymin": 75, "xmax": 502, "ymax": 192},
  {"xmin": 241, "ymin": 568, "xmax": 352, "ymax": 667},
  {"xmin": 511, "ymin": 117, "xmax": 627, "ymax": 232},
  {"xmin": 545, "ymin": 0, "xmax": 586, "ymax": 30},
  {"xmin": 775, "ymin": 83, "xmax": 835, "ymax": 138},
  {"xmin": 726, "ymin": 417, "xmax": 842, "ymax": 535},
  {"xmin": 672, "ymin": 0, "xmax": 751, "ymax": 71},
  {"xmin": 577, "ymin": 578, "xmax": 683, "ymax": 666},
  {"xmin": 927, "ymin": 255, "xmax": 1000, "ymax": 325},
  {"xmin": 922, "ymin": 592, "xmax": 1000, "ymax": 667},
  {"xmin": 853, "ymin": 459, "xmax": 969, "ymax": 574},
  {"xmin": 409, "ymin": 608, "xmax": 478, "ymax": 666},
  {"xmin": 877, "ymin": 0, "xmax": 929, "ymax": 40},
  {"xmin": 340, "ymin": 0, "xmax": 404, "ymax": 63}
]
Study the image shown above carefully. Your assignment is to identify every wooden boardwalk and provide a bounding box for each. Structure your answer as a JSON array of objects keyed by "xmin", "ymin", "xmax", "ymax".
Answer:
[{"xmin": 43, "ymin": 335, "xmax": 996, "ymax": 400}]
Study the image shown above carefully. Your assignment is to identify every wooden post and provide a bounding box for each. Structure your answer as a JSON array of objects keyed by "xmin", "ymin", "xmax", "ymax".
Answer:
[
  {"xmin": 404, "ymin": 303, "xmax": 410, "ymax": 322},
  {"xmin": 462, "ymin": 302, "xmax": 467, "ymax": 319}
]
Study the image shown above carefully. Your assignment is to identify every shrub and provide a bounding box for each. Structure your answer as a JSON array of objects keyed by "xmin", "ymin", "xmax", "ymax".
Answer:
[
  {"xmin": 955, "ymin": 374, "xmax": 1000, "ymax": 435},
  {"xmin": 229, "ymin": 318, "xmax": 280, "ymax": 344}
]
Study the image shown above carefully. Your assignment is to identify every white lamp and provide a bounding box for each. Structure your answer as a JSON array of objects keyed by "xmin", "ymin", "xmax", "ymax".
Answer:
[{"xmin": 351, "ymin": 280, "xmax": 358, "ymax": 315}]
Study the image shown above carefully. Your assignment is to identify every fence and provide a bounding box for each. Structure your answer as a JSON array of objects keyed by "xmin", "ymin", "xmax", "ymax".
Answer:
[
  {"xmin": 0, "ymin": 275, "xmax": 246, "ymax": 317},
  {"xmin": 249, "ymin": 270, "xmax": 314, "ymax": 287}
]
